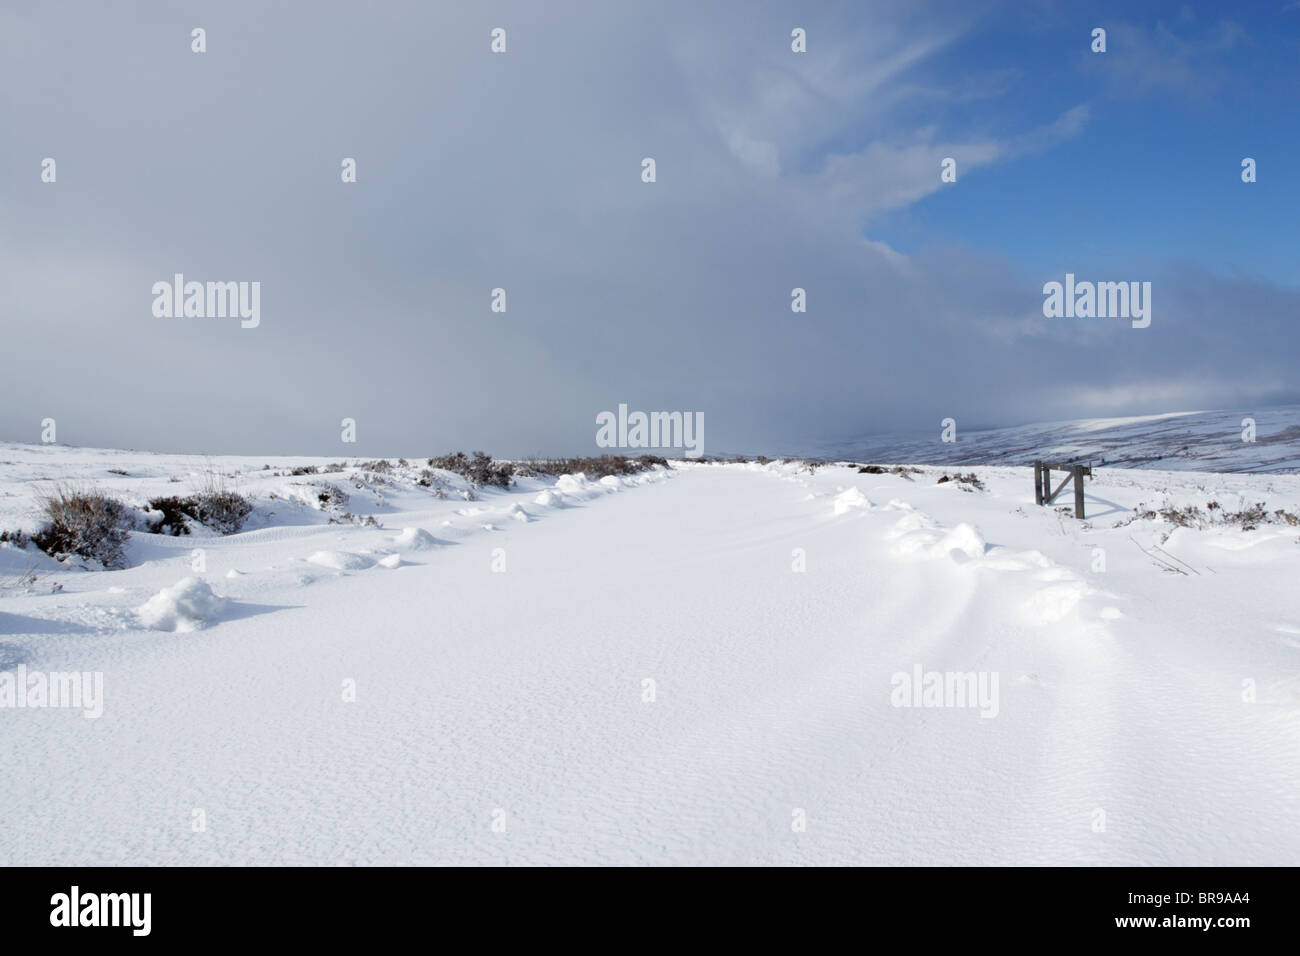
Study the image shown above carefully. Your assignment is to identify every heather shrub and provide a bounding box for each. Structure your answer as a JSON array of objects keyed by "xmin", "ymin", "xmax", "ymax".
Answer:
[
  {"xmin": 146, "ymin": 496, "xmax": 194, "ymax": 535},
  {"xmin": 427, "ymin": 451, "xmax": 513, "ymax": 489},
  {"xmin": 512, "ymin": 455, "xmax": 668, "ymax": 480},
  {"xmin": 31, "ymin": 485, "xmax": 132, "ymax": 569},
  {"xmin": 187, "ymin": 471, "xmax": 254, "ymax": 534}
]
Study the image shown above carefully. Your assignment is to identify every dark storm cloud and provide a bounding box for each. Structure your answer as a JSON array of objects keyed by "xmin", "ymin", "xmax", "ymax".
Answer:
[{"xmin": 2, "ymin": 1, "xmax": 1296, "ymax": 456}]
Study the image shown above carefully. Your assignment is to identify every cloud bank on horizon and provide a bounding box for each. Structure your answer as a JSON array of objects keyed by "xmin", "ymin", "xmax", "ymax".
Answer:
[{"xmin": 1, "ymin": 0, "xmax": 1297, "ymax": 456}]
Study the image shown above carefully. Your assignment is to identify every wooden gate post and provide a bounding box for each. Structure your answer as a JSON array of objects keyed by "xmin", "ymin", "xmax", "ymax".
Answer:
[
  {"xmin": 1033, "ymin": 461, "xmax": 1043, "ymax": 505},
  {"xmin": 1072, "ymin": 465, "xmax": 1085, "ymax": 520}
]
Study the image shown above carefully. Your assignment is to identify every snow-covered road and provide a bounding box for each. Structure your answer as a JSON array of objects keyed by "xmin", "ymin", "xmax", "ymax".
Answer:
[{"xmin": 1, "ymin": 456, "xmax": 1297, "ymax": 864}]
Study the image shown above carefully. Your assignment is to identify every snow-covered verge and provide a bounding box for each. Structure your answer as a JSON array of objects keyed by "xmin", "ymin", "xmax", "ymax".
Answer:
[{"xmin": 0, "ymin": 445, "xmax": 1297, "ymax": 865}]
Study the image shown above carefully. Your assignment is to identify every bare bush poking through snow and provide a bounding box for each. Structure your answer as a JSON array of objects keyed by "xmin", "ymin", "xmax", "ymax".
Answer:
[
  {"xmin": 937, "ymin": 472, "xmax": 986, "ymax": 491},
  {"xmin": 190, "ymin": 490, "xmax": 252, "ymax": 534},
  {"xmin": 31, "ymin": 485, "xmax": 132, "ymax": 569},
  {"xmin": 427, "ymin": 451, "xmax": 513, "ymax": 489},
  {"xmin": 315, "ymin": 484, "xmax": 349, "ymax": 516},
  {"xmin": 1120, "ymin": 499, "xmax": 1300, "ymax": 533},
  {"xmin": 512, "ymin": 455, "xmax": 668, "ymax": 480},
  {"xmin": 0, "ymin": 529, "xmax": 32, "ymax": 550},
  {"xmin": 858, "ymin": 464, "xmax": 922, "ymax": 479},
  {"xmin": 145, "ymin": 490, "xmax": 251, "ymax": 536},
  {"xmin": 188, "ymin": 471, "xmax": 253, "ymax": 534},
  {"xmin": 145, "ymin": 496, "xmax": 193, "ymax": 535}
]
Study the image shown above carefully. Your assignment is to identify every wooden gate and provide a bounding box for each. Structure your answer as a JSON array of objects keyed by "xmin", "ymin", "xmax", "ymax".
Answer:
[{"xmin": 1034, "ymin": 461, "xmax": 1091, "ymax": 519}]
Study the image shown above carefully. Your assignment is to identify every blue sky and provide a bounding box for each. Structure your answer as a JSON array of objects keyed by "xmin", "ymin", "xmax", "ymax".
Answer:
[
  {"xmin": 1, "ymin": 1, "xmax": 1297, "ymax": 456},
  {"xmin": 873, "ymin": 1, "xmax": 1300, "ymax": 284}
]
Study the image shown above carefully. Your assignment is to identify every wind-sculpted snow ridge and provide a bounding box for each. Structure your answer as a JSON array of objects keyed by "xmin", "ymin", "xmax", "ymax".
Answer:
[
  {"xmin": 0, "ymin": 449, "xmax": 1296, "ymax": 865},
  {"xmin": 391, "ymin": 527, "xmax": 439, "ymax": 550},
  {"xmin": 136, "ymin": 577, "xmax": 228, "ymax": 632},
  {"xmin": 306, "ymin": 551, "xmax": 375, "ymax": 571},
  {"xmin": 833, "ymin": 483, "xmax": 1095, "ymax": 627},
  {"xmin": 831, "ymin": 487, "xmax": 874, "ymax": 514}
]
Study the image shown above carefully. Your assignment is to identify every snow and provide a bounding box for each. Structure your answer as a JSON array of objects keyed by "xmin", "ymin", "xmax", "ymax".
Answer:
[
  {"xmin": 554, "ymin": 473, "xmax": 596, "ymax": 497},
  {"xmin": 930, "ymin": 522, "xmax": 988, "ymax": 560},
  {"xmin": 831, "ymin": 487, "xmax": 873, "ymax": 514},
  {"xmin": 306, "ymin": 551, "xmax": 375, "ymax": 571},
  {"xmin": 135, "ymin": 577, "xmax": 228, "ymax": 632},
  {"xmin": 0, "ymin": 441, "xmax": 1298, "ymax": 864},
  {"xmin": 391, "ymin": 527, "xmax": 438, "ymax": 550}
]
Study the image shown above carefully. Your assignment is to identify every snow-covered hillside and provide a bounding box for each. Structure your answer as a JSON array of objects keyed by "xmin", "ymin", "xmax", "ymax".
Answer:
[
  {"xmin": 819, "ymin": 405, "xmax": 1300, "ymax": 473},
  {"xmin": 1, "ymin": 444, "xmax": 1298, "ymax": 864}
]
